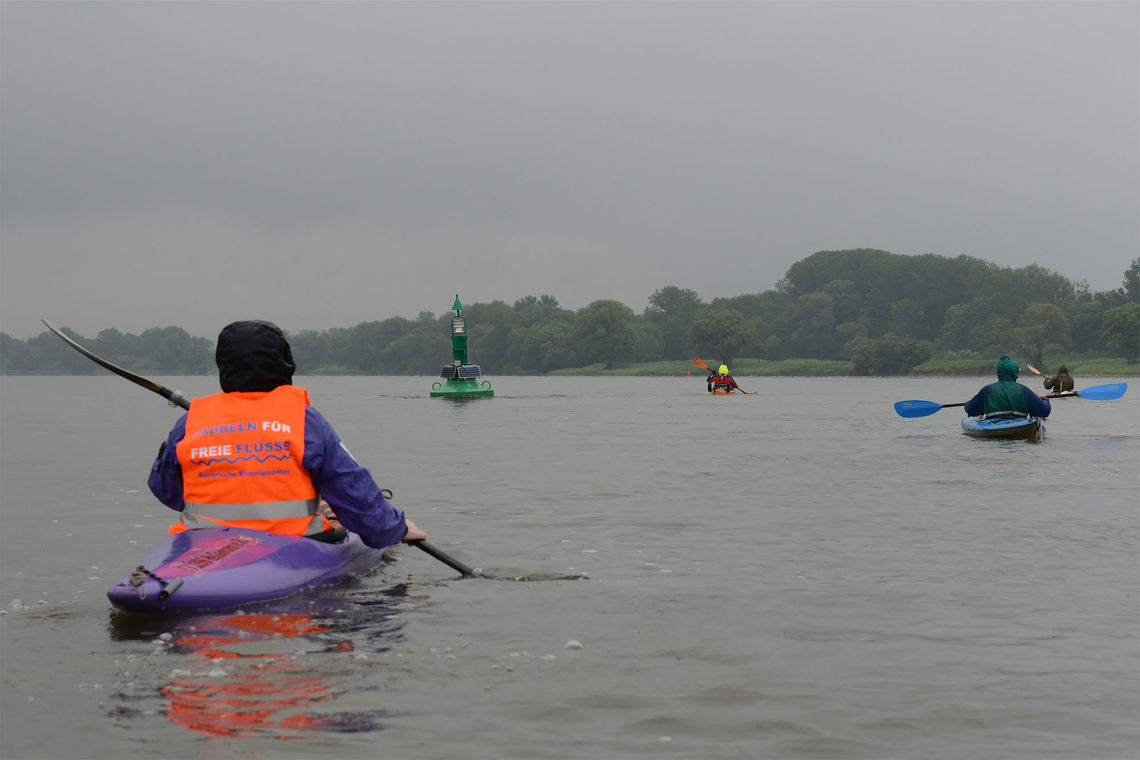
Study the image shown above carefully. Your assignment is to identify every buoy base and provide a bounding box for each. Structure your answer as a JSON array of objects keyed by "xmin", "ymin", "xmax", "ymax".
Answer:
[{"xmin": 431, "ymin": 378, "xmax": 494, "ymax": 398}]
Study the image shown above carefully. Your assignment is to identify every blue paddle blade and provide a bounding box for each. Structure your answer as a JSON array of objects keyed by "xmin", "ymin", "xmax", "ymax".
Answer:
[
  {"xmin": 1076, "ymin": 382, "xmax": 1127, "ymax": 401},
  {"xmin": 894, "ymin": 399, "xmax": 943, "ymax": 418}
]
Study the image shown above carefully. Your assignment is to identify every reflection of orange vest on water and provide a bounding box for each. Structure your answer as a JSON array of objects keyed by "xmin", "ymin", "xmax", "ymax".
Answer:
[
  {"xmin": 173, "ymin": 385, "xmax": 330, "ymax": 536},
  {"xmin": 163, "ymin": 612, "xmax": 334, "ymax": 737}
]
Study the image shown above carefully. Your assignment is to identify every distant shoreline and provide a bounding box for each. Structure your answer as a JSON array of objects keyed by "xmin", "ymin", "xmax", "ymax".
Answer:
[{"xmin": 5, "ymin": 367, "xmax": 1137, "ymax": 378}]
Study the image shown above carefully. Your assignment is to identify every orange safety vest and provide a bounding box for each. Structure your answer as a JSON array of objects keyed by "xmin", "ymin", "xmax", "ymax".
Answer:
[{"xmin": 173, "ymin": 385, "xmax": 329, "ymax": 536}]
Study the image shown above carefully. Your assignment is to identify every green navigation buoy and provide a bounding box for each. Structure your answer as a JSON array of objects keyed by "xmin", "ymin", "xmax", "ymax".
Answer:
[{"xmin": 430, "ymin": 294, "xmax": 494, "ymax": 398}]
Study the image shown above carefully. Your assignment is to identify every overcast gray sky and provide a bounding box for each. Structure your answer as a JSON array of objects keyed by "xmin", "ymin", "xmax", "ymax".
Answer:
[{"xmin": 2, "ymin": 0, "xmax": 1136, "ymax": 340}]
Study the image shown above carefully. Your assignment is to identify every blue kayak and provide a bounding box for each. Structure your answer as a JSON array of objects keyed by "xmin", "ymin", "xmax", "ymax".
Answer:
[
  {"xmin": 107, "ymin": 526, "xmax": 386, "ymax": 613},
  {"xmin": 960, "ymin": 414, "xmax": 1044, "ymax": 441}
]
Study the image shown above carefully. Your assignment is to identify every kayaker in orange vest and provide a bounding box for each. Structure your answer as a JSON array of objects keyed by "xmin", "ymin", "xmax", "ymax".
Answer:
[
  {"xmin": 147, "ymin": 320, "xmax": 425, "ymax": 547},
  {"xmin": 707, "ymin": 364, "xmax": 740, "ymax": 393}
]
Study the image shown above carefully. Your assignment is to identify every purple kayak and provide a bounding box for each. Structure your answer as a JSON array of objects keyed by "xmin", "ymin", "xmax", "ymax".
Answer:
[{"xmin": 107, "ymin": 526, "xmax": 386, "ymax": 613}]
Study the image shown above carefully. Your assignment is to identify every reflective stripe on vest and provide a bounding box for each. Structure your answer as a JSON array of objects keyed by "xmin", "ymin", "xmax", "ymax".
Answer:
[
  {"xmin": 182, "ymin": 497, "xmax": 321, "ymax": 523},
  {"xmin": 175, "ymin": 515, "xmax": 328, "ymax": 536},
  {"xmin": 176, "ymin": 386, "xmax": 326, "ymax": 536}
]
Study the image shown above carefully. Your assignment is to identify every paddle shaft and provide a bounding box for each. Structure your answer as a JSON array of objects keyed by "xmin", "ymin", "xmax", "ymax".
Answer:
[
  {"xmin": 42, "ymin": 319, "xmax": 191, "ymax": 410},
  {"xmin": 894, "ymin": 381, "xmax": 1125, "ymax": 418},
  {"xmin": 410, "ymin": 540, "xmax": 476, "ymax": 577},
  {"xmin": 42, "ymin": 318, "xmax": 479, "ymax": 578}
]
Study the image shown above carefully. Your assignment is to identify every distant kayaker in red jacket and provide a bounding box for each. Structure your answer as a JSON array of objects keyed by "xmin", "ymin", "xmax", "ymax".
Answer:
[{"xmin": 707, "ymin": 364, "xmax": 741, "ymax": 393}]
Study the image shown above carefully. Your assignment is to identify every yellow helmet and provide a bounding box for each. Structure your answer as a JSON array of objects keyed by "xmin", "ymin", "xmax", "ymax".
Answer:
[{"xmin": 718, "ymin": 364, "xmax": 729, "ymax": 375}]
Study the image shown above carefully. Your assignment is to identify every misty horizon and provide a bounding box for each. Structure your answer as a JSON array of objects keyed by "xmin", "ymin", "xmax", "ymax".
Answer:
[{"xmin": 3, "ymin": 2, "xmax": 1136, "ymax": 340}]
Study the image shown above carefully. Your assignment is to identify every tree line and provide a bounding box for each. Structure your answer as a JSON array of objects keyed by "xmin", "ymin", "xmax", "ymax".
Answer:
[{"xmin": 4, "ymin": 251, "xmax": 1138, "ymax": 376}]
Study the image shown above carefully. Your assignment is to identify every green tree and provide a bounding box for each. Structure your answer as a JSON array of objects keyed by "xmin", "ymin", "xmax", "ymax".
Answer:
[
  {"xmin": 1015, "ymin": 303, "xmax": 1071, "ymax": 369},
  {"xmin": 0, "ymin": 333, "xmax": 29, "ymax": 373},
  {"xmin": 1102, "ymin": 303, "xmax": 1140, "ymax": 364},
  {"xmin": 464, "ymin": 300, "xmax": 515, "ymax": 372},
  {"xmin": 385, "ymin": 319, "xmax": 448, "ymax": 374},
  {"xmin": 712, "ymin": 290, "xmax": 790, "ymax": 322},
  {"xmin": 783, "ymin": 292, "xmax": 842, "ymax": 358},
  {"xmin": 571, "ymin": 300, "xmax": 635, "ymax": 369},
  {"xmin": 717, "ymin": 291, "xmax": 788, "ymax": 359},
  {"xmin": 290, "ymin": 329, "xmax": 333, "ymax": 372},
  {"xmin": 645, "ymin": 286, "xmax": 704, "ymax": 359},
  {"xmin": 30, "ymin": 329, "xmax": 94, "ymax": 372},
  {"xmin": 938, "ymin": 300, "xmax": 988, "ymax": 350},
  {"xmin": 512, "ymin": 294, "xmax": 564, "ymax": 328},
  {"xmin": 94, "ymin": 328, "xmax": 131, "ymax": 360},
  {"xmin": 847, "ymin": 334, "xmax": 932, "ymax": 375},
  {"xmin": 339, "ymin": 319, "xmax": 413, "ymax": 372},
  {"xmin": 630, "ymin": 318, "xmax": 665, "ymax": 363},
  {"xmin": 688, "ymin": 309, "xmax": 754, "ymax": 367},
  {"xmin": 776, "ymin": 248, "xmax": 1081, "ymax": 346},
  {"xmin": 969, "ymin": 316, "xmax": 1017, "ymax": 358},
  {"xmin": 509, "ymin": 316, "xmax": 574, "ymax": 373},
  {"xmin": 136, "ymin": 327, "xmax": 212, "ymax": 372},
  {"xmin": 1122, "ymin": 258, "xmax": 1140, "ymax": 304},
  {"xmin": 1061, "ymin": 293, "xmax": 1111, "ymax": 355}
]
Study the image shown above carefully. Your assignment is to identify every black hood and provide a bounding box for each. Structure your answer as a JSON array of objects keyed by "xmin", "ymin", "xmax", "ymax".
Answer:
[{"xmin": 216, "ymin": 320, "xmax": 295, "ymax": 392}]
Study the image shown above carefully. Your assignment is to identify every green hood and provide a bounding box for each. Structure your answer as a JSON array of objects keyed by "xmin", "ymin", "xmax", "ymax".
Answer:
[
  {"xmin": 984, "ymin": 355, "xmax": 1029, "ymax": 414},
  {"xmin": 996, "ymin": 355, "xmax": 1020, "ymax": 382}
]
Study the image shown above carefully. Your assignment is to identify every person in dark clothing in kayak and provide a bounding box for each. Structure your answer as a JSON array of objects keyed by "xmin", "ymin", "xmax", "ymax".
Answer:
[
  {"xmin": 707, "ymin": 364, "xmax": 741, "ymax": 393},
  {"xmin": 1043, "ymin": 364, "xmax": 1075, "ymax": 393},
  {"xmin": 963, "ymin": 355, "xmax": 1052, "ymax": 419},
  {"xmin": 147, "ymin": 320, "xmax": 426, "ymax": 549}
]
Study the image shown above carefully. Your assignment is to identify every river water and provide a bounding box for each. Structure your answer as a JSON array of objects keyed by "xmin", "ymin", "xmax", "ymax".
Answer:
[{"xmin": 1, "ymin": 374, "xmax": 1137, "ymax": 759}]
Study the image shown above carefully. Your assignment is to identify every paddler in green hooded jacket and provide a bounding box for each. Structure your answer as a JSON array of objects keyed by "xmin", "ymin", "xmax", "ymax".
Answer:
[
  {"xmin": 1043, "ymin": 365, "xmax": 1075, "ymax": 393},
  {"xmin": 963, "ymin": 355, "xmax": 1052, "ymax": 419}
]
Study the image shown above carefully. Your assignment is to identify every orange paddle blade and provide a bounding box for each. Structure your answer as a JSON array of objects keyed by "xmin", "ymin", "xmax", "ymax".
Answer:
[
  {"xmin": 1027, "ymin": 364, "xmax": 1043, "ymax": 375},
  {"xmin": 693, "ymin": 357, "xmax": 709, "ymax": 371}
]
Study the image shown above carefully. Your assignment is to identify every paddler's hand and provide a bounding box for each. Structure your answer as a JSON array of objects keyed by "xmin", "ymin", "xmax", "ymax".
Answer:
[{"xmin": 402, "ymin": 519, "xmax": 427, "ymax": 543}]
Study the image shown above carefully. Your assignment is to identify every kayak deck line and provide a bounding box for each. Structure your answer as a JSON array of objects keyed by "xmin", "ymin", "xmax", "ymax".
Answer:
[{"xmin": 122, "ymin": 564, "xmax": 185, "ymax": 601}]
